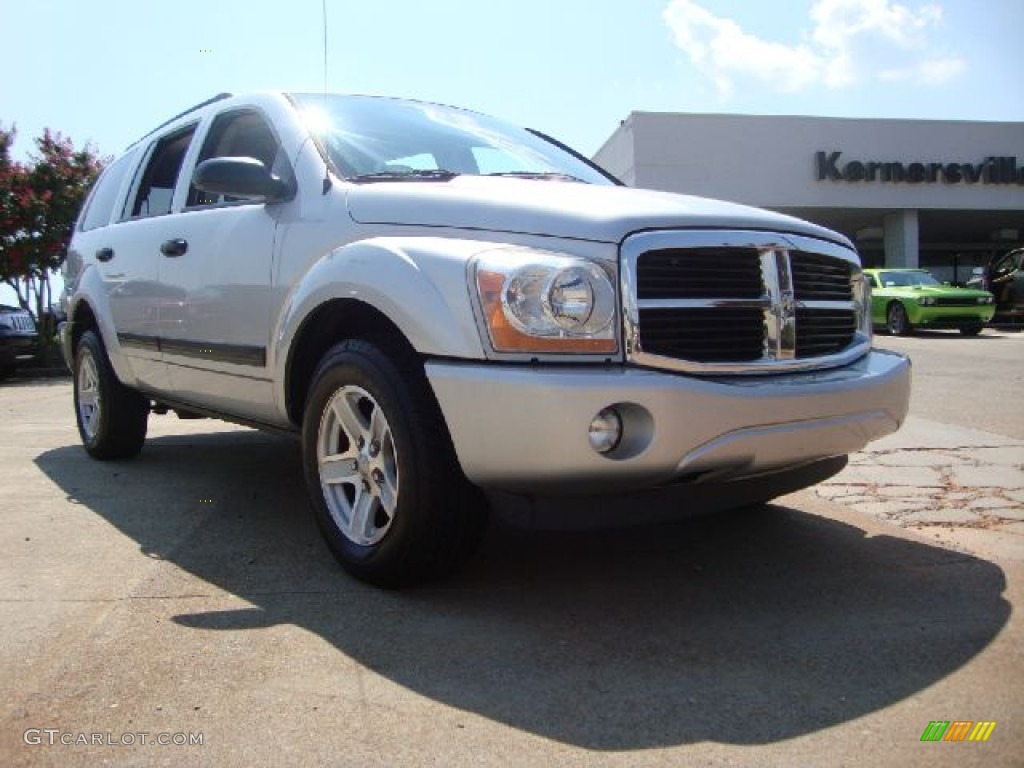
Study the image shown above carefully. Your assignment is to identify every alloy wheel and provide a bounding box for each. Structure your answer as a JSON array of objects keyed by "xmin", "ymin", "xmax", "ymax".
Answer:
[
  {"xmin": 316, "ymin": 385, "xmax": 399, "ymax": 546},
  {"xmin": 77, "ymin": 349, "xmax": 102, "ymax": 441},
  {"xmin": 887, "ymin": 303, "xmax": 910, "ymax": 335}
]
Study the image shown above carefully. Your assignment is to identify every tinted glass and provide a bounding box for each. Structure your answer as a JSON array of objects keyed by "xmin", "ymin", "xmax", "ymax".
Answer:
[
  {"xmin": 187, "ymin": 110, "xmax": 283, "ymax": 207},
  {"xmin": 128, "ymin": 126, "xmax": 196, "ymax": 218},
  {"xmin": 79, "ymin": 154, "xmax": 134, "ymax": 231},
  {"xmin": 288, "ymin": 94, "xmax": 615, "ymax": 185},
  {"xmin": 878, "ymin": 271, "xmax": 940, "ymax": 287}
]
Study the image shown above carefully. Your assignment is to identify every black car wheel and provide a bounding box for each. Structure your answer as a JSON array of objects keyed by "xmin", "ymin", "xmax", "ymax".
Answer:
[
  {"xmin": 960, "ymin": 324, "xmax": 983, "ymax": 336},
  {"xmin": 301, "ymin": 339, "xmax": 486, "ymax": 587},
  {"xmin": 886, "ymin": 303, "xmax": 912, "ymax": 336},
  {"xmin": 73, "ymin": 330, "xmax": 149, "ymax": 459}
]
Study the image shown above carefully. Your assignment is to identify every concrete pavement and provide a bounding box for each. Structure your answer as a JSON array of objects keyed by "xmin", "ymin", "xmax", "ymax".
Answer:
[
  {"xmin": 817, "ymin": 417, "xmax": 1024, "ymax": 562},
  {"xmin": 1, "ymin": 378, "xmax": 1021, "ymax": 767}
]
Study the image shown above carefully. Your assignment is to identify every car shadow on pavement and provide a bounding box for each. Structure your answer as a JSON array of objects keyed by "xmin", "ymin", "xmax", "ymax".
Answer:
[{"xmin": 36, "ymin": 429, "xmax": 1010, "ymax": 750}]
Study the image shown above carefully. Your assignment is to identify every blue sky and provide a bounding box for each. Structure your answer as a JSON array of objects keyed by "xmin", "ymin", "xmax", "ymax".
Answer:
[
  {"xmin": 3, "ymin": 0, "xmax": 1021, "ymax": 161},
  {"xmin": 1, "ymin": 0, "xmax": 1022, "ymax": 305}
]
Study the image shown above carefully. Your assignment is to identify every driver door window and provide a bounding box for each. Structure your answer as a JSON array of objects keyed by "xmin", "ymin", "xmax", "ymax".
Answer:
[{"xmin": 187, "ymin": 110, "xmax": 283, "ymax": 207}]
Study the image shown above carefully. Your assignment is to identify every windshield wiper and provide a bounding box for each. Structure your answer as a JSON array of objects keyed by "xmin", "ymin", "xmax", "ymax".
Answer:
[
  {"xmin": 349, "ymin": 169, "xmax": 460, "ymax": 183},
  {"xmin": 484, "ymin": 171, "xmax": 589, "ymax": 183}
]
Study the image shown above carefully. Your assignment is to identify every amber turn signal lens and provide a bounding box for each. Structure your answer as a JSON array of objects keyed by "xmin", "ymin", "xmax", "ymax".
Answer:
[{"xmin": 477, "ymin": 270, "xmax": 616, "ymax": 353}]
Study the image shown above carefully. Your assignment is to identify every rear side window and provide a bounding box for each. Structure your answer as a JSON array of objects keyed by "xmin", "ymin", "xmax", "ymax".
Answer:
[
  {"xmin": 78, "ymin": 153, "xmax": 134, "ymax": 232},
  {"xmin": 187, "ymin": 110, "xmax": 283, "ymax": 208},
  {"xmin": 126, "ymin": 126, "xmax": 197, "ymax": 218}
]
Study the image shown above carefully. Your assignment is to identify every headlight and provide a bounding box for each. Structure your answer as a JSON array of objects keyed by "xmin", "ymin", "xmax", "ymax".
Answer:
[
  {"xmin": 473, "ymin": 248, "xmax": 617, "ymax": 353},
  {"xmin": 917, "ymin": 296, "xmax": 936, "ymax": 306},
  {"xmin": 853, "ymin": 273, "xmax": 872, "ymax": 339}
]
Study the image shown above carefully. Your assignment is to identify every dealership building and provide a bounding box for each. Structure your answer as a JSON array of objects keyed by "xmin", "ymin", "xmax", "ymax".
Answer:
[{"xmin": 593, "ymin": 113, "xmax": 1024, "ymax": 284}]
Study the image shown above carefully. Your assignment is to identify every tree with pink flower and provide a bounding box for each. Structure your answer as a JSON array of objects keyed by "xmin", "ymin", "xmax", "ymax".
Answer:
[{"xmin": 0, "ymin": 123, "xmax": 107, "ymax": 349}]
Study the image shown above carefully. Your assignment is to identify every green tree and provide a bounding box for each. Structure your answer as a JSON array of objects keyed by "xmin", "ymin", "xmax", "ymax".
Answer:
[{"xmin": 0, "ymin": 123, "xmax": 106, "ymax": 346}]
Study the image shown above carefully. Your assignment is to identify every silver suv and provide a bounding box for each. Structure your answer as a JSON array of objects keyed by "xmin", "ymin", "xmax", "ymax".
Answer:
[{"xmin": 63, "ymin": 92, "xmax": 911, "ymax": 586}]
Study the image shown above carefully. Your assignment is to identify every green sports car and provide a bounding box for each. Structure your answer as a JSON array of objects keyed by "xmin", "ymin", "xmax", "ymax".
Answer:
[{"xmin": 864, "ymin": 268, "xmax": 996, "ymax": 336}]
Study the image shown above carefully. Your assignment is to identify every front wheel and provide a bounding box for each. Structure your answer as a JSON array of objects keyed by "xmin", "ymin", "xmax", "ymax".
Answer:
[
  {"xmin": 960, "ymin": 324, "xmax": 983, "ymax": 336},
  {"xmin": 301, "ymin": 339, "xmax": 486, "ymax": 587},
  {"xmin": 886, "ymin": 303, "xmax": 912, "ymax": 336},
  {"xmin": 73, "ymin": 330, "xmax": 149, "ymax": 459}
]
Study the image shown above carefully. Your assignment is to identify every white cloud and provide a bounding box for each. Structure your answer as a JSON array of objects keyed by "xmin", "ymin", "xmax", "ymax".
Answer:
[{"xmin": 663, "ymin": 0, "xmax": 966, "ymax": 96}]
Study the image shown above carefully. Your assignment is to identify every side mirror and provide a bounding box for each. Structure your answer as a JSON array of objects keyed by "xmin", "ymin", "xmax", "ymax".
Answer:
[{"xmin": 192, "ymin": 157, "xmax": 292, "ymax": 202}]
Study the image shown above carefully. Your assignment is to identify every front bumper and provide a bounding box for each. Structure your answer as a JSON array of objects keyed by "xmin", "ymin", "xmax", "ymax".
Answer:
[
  {"xmin": 426, "ymin": 350, "xmax": 910, "ymax": 493},
  {"xmin": 0, "ymin": 332, "xmax": 39, "ymax": 365},
  {"xmin": 908, "ymin": 304, "xmax": 995, "ymax": 328}
]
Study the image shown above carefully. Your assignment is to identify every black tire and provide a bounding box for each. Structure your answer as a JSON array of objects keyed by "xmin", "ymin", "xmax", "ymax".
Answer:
[
  {"xmin": 0, "ymin": 363, "xmax": 15, "ymax": 381},
  {"xmin": 73, "ymin": 330, "xmax": 149, "ymax": 459},
  {"xmin": 886, "ymin": 302, "xmax": 912, "ymax": 336},
  {"xmin": 301, "ymin": 339, "xmax": 487, "ymax": 587},
  {"xmin": 960, "ymin": 324, "xmax": 983, "ymax": 336}
]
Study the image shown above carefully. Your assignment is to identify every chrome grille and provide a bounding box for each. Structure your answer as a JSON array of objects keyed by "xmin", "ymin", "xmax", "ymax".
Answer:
[
  {"xmin": 794, "ymin": 309, "xmax": 857, "ymax": 358},
  {"xmin": 7, "ymin": 313, "xmax": 36, "ymax": 331},
  {"xmin": 933, "ymin": 297, "xmax": 981, "ymax": 307},
  {"xmin": 791, "ymin": 253, "xmax": 853, "ymax": 301},
  {"xmin": 638, "ymin": 307, "xmax": 765, "ymax": 361},
  {"xmin": 637, "ymin": 248, "xmax": 762, "ymax": 299},
  {"xmin": 622, "ymin": 230, "xmax": 870, "ymax": 374}
]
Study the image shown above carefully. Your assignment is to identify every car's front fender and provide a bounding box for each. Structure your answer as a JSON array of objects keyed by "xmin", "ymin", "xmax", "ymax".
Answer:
[{"xmin": 271, "ymin": 236, "xmax": 495, "ymax": 409}]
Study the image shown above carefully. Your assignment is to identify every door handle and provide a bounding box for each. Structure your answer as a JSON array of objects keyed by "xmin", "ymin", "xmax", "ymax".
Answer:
[
  {"xmin": 160, "ymin": 238, "xmax": 188, "ymax": 257},
  {"xmin": 96, "ymin": 247, "xmax": 114, "ymax": 262}
]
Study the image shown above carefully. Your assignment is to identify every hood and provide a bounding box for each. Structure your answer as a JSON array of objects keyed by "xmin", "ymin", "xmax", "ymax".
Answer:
[{"xmin": 345, "ymin": 177, "xmax": 851, "ymax": 247}]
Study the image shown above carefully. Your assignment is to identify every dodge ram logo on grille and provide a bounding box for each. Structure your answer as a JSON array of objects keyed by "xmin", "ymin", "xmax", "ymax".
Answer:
[{"xmin": 779, "ymin": 289, "xmax": 798, "ymax": 321}]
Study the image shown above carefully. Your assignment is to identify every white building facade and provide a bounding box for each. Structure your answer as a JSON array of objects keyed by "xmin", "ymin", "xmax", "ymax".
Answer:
[{"xmin": 593, "ymin": 113, "xmax": 1024, "ymax": 284}]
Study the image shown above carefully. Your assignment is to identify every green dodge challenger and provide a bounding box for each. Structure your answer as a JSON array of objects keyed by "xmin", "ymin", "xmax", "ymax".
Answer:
[{"xmin": 864, "ymin": 268, "xmax": 996, "ymax": 336}]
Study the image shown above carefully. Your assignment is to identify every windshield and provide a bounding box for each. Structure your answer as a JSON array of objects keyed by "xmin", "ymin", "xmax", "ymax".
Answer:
[
  {"xmin": 288, "ymin": 94, "xmax": 616, "ymax": 185},
  {"xmin": 878, "ymin": 270, "xmax": 940, "ymax": 288}
]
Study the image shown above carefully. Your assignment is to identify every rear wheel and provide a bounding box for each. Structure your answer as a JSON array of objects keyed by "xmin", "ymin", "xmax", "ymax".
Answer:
[
  {"xmin": 960, "ymin": 324, "xmax": 983, "ymax": 336},
  {"xmin": 74, "ymin": 330, "xmax": 149, "ymax": 459},
  {"xmin": 886, "ymin": 303, "xmax": 912, "ymax": 336},
  {"xmin": 301, "ymin": 339, "xmax": 486, "ymax": 587}
]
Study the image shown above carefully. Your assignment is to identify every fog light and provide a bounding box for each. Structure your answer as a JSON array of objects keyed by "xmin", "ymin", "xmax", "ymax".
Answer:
[{"xmin": 588, "ymin": 407, "xmax": 622, "ymax": 454}]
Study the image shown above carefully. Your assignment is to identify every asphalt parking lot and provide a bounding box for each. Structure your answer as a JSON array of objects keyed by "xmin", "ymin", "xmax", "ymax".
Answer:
[{"xmin": 1, "ymin": 332, "xmax": 1021, "ymax": 767}]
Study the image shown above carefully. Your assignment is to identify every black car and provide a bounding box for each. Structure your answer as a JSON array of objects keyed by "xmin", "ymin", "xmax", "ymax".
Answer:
[
  {"xmin": 970, "ymin": 248, "xmax": 1024, "ymax": 324},
  {"xmin": 0, "ymin": 304, "xmax": 39, "ymax": 378},
  {"xmin": 989, "ymin": 248, "xmax": 1024, "ymax": 323}
]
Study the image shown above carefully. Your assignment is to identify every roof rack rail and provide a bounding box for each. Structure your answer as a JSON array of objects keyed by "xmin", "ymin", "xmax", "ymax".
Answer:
[{"xmin": 126, "ymin": 92, "xmax": 233, "ymax": 149}]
